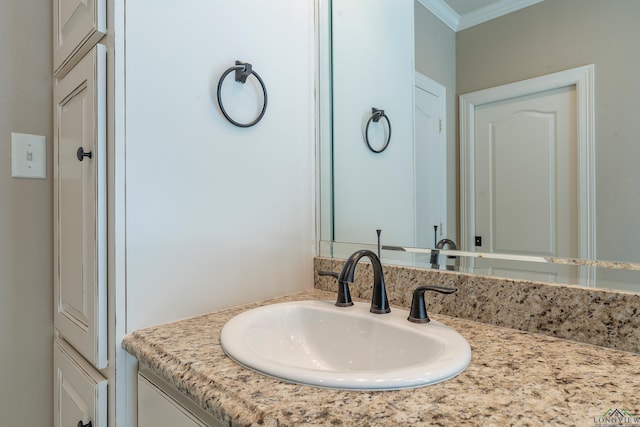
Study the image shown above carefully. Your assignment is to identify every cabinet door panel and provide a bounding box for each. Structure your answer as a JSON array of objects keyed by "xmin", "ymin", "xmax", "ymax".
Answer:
[
  {"xmin": 54, "ymin": 44, "xmax": 107, "ymax": 369},
  {"xmin": 54, "ymin": 338, "xmax": 107, "ymax": 427},
  {"xmin": 54, "ymin": 0, "xmax": 106, "ymax": 76},
  {"xmin": 138, "ymin": 376, "xmax": 208, "ymax": 427}
]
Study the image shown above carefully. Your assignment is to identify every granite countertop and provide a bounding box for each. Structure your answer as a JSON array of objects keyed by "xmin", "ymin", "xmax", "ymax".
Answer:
[{"xmin": 123, "ymin": 289, "xmax": 640, "ymax": 426}]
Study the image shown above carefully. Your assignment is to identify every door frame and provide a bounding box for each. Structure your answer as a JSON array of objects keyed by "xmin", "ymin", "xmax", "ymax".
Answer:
[{"xmin": 459, "ymin": 64, "xmax": 595, "ymax": 259}]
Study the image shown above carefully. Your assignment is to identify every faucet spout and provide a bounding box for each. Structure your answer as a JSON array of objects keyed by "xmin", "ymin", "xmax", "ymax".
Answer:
[{"xmin": 338, "ymin": 249, "xmax": 390, "ymax": 314}]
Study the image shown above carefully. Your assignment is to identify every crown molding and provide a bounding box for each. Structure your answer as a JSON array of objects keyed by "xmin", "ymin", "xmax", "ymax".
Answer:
[
  {"xmin": 417, "ymin": 0, "xmax": 460, "ymax": 31},
  {"xmin": 457, "ymin": 0, "xmax": 543, "ymax": 30},
  {"xmin": 418, "ymin": 0, "xmax": 543, "ymax": 32}
]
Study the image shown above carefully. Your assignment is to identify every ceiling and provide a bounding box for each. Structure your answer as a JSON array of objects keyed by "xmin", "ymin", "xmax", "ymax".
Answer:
[{"xmin": 418, "ymin": 0, "xmax": 544, "ymax": 31}]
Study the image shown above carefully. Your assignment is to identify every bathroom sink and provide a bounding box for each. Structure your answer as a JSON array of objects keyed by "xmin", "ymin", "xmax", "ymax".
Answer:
[{"xmin": 220, "ymin": 300, "xmax": 471, "ymax": 390}]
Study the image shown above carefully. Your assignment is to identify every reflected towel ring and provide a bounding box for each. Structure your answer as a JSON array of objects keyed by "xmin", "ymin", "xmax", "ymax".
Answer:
[
  {"xmin": 217, "ymin": 60, "xmax": 268, "ymax": 128},
  {"xmin": 365, "ymin": 108, "xmax": 391, "ymax": 153}
]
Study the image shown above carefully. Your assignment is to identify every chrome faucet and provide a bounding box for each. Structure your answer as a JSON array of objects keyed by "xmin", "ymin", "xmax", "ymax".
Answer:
[{"xmin": 338, "ymin": 249, "xmax": 390, "ymax": 314}]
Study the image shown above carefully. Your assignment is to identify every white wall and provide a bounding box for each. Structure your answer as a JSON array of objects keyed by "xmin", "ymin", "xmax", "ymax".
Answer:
[
  {"xmin": 124, "ymin": 0, "xmax": 316, "ymax": 330},
  {"xmin": 0, "ymin": 0, "xmax": 53, "ymax": 424}
]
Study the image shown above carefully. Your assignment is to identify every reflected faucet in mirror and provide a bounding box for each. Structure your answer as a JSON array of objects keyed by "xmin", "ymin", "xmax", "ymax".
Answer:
[{"xmin": 430, "ymin": 238, "xmax": 458, "ymax": 270}]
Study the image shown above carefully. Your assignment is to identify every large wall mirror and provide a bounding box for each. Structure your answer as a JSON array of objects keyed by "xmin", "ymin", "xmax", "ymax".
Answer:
[{"xmin": 318, "ymin": 0, "xmax": 640, "ymax": 293}]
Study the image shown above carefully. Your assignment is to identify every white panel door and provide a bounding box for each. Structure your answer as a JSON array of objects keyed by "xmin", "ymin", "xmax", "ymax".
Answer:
[
  {"xmin": 53, "ymin": 338, "xmax": 107, "ymax": 427},
  {"xmin": 53, "ymin": 0, "xmax": 106, "ymax": 76},
  {"xmin": 54, "ymin": 44, "xmax": 107, "ymax": 369},
  {"xmin": 474, "ymin": 85, "xmax": 578, "ymax": 258}
]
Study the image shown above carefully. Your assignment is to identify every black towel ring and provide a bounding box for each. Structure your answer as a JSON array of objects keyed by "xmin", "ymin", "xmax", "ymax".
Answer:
[
  {"xmin": 217, "ymin": 60, "xmax": 268, "ymax": 128},
  {"xmin": 364, "ymin": 108, "xmax": 391, "ymax": 153}
]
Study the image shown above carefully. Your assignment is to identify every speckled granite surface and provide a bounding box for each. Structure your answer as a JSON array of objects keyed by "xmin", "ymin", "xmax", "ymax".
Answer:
[
  {"xmin": 123, "ymin": 289, "xmax": 640, "ymax": 427},
  {"xmin": 315, "ymin": 257, "xmax": 640, "ymax": 353}
]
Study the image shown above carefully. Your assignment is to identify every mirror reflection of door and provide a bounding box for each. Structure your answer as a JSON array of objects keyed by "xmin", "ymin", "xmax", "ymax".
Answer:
[
  {"xmin": 474, "ymin": 85, "xmax": 578, "ymax": 258},
  {"xmin": 472, "ymin": 86, "xmax": 585, "ymax": 283},
  {"xmin": 414, "ymin": 73, "xmax": 447, "ymax": 248},
  {"xmin": 460, "ymin": 65, "xmax": 596, "ymax": 260},
  {"xmin": 460, "ymin": 66, "xmax": 596, "ymax": 283}
]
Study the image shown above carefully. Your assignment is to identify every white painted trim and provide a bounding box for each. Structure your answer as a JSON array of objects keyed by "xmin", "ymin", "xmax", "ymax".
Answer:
[
  {"xmin": 317, "ymin": 0, "xmax": 333, "ymax": 251},
  {"xmin": 457, "ymin": 0, "xmax": 543, "ymax": 31},
  {"xmin": 459, "ymin": 64, "xmax": 596, "ymax": 260},
  {"xmin": 415, "ymin": 72, "xmax": 445, "ymax": 99},
  {"xmin": 418, "ymin": 0, "xmax": 543, "ymax": 32}
]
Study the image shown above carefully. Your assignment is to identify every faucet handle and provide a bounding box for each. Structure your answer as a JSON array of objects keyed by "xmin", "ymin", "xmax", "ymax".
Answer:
[
  {"xmin": 407, "ymin": 285, "xmax": 457, "ymax": 323},
  {"xmin": 318, "ymin": 270, "xmax": 339, "ymax": 279},
  {"xmin": 318, "ymin": 271, "xmax": 354, "ymax": 307}
]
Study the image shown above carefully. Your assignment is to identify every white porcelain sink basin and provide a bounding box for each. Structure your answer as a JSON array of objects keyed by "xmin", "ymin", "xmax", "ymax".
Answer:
[{"xmin": 220, "ymin": 300, "xmax": 471, "ymax": 390}]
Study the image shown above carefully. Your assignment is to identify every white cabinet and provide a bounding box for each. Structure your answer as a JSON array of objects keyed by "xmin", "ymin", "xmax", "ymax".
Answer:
[
  {"xmin": 53, "ymin": 0, "xmax": 106, "ymax": 76},
  {"xmin": 138, "ymin": 370, "xmax": 227, "ymax": 427},
  {"xmin": 54, "ymin": 44, "xmax": 107, "ymax": 369},
  {"xmin": 54, "ymin": 338, "xmax": 107, "ymax": 427},
  {"xmin": 138, "ymin": 377, "xmax": 207, "ymax": 427}
]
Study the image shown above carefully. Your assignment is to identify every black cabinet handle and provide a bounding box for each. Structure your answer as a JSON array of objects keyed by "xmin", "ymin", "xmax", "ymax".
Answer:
[
  {"xmin": 76, "ymin": 147, "xmax": 92, "ymax": 161},
  {"xmin": 77, "ymin": 421, "xmax": 92, "ymax": 427}
]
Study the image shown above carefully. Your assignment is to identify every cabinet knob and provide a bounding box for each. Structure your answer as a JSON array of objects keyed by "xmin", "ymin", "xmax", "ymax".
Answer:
[
  {"xmin": 76, "ymin": 147, "xmax": 93, "ymax": 161},
  {"xmin": 77, "ymin": 421, "xmax": 92, "ymax": 427}
]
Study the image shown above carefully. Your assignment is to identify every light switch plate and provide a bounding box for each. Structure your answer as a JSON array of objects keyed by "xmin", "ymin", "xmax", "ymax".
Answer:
[{"xmin": 11, "ymin": 132, "xmax": 46, "ymax": 179}]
